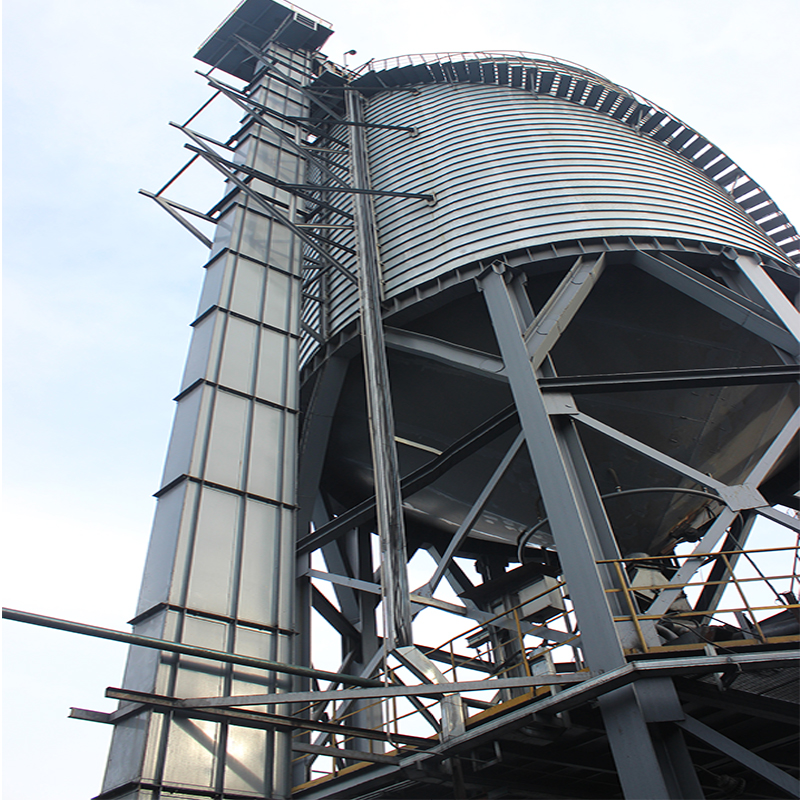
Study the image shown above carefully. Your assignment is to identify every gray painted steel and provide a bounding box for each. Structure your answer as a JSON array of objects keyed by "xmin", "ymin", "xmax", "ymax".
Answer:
[
  {"xmin": 318, "ymin": 259, "xmax": 797, "ymax": 559},
  {"xmin": 297, "ymin": 60, "xmax": 797, "ymax": 800},
  {"xmin": 306, "ymin": 58, "xmax": 798, "ymax": 561},
  {"xmin": 481, "ymin": 266, "xmax": 703, "ymax": 798}
]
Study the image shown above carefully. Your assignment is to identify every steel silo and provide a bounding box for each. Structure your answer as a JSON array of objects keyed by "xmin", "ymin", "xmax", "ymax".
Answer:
[
  {"xmin": 301, "ymin": 52, "xmax": 798, "ymax": 564},
  {"xmin": 71, "ymin": 6, "xmax": 797, "ymax": 800}
]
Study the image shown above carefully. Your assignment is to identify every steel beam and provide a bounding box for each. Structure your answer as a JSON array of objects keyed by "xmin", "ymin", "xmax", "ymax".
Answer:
[
  {"xmin": 480, "ymin": 266, "xmax": 703, "ymax": 800},
  {"xmin": 674, "ymin": 680, "xmax": 800, "ymax": 726},
  {"xmin": 734, "ymin": 252, "xmax": 800, "ymax": 344},
  {"xmin": 179, "ymin": 673, "xmax": 588, "ymax": 709},
  {"xmin": 1, "ymin": 607, "xmax": 383, "ymax": 688},
  {"xmin": 230, "ymin": 35, "xmax": 346, "ymax": 122},
  {"xmin": 643, "ymin": 251, "xmax": 776, "ymax": 317},
  {"xmin": 296, "ymin": 403, "xmax": 519, "ymax": 555},
  {"xmin": 205, "ymin": 72, "xmax": 352, "ymax": 191},
  {"xmin": 539, "ymin": 364, "xmax": 800, "ymax": 393},
  {"xmin": 320, "ymin": 539, "xmax": 361, "ymax": 626},
  {"xmin": 139, "ymin": 190, "xmax": 214, "ymax": 248},
  {"xmin": 573, "ymin": 411, "xmax": 769, "ymax": 510},
  {"xmin": 306, "ymin": 568, "xmax": 381, "ymax": 596},
  {"xmin": 291, "ymin": 651, "xmax": 798, "ymax": 799},
  {"xmin": 743, "ymin": 407, "xmax": 800, "ymax": 488},
  {"xmin": 304, "ymin": 569, "xmax": 574, "ymax": 644},
  {"xmin": 311, "ymin": 586, "xmax": 360, "ymax": 641},
  {"xmin": 308, "ymin": 646, "xmax": 386, "ymax": 751},
  {"xmin": 104, "ymin": 687, "xmax": 432, "ymax": 748},
  {"xmin": 296, "ymin": 356, "xmax": 349, "ymax": 537},
  {"xmin": 645, "ymin": 507, "xmax": 739, "ymax": 619},
  {"xmin": 384, "ymin": 326, "xmax": 506, "ymax": 379},
  {"xmin": 480, "ymin": 268, "xmax": 642, "ymax": 666},
  {"xmin": 756, "ymin": 505, "xmax": 800, "ymax": 533},
  {"xmin": 176, "ymin": 124, "xmax": 358, "ymax": 283},
  {"xmin": 423, "ymin": 431, "xmax": 526, "ymax": 594},
  {"xmin": 385, "ymin": 324, "xmax": 799, "ymax": 391},
  {"xmin": 677, "ymin": 715, "xmax": 800, "ymax": 798},
  {"xmin": 525, "ymin": 252, "xmax": 606, "ymax": 369},
  {"xmin": 293, "ymin": 742, "xmax": 402, "ymax": 766},
  {"xmin": 630, "ymin": 250, "xmax": 799, "ymax": 356},
  {"xmin": 423, "ymin": 546, "xmax": 477, "ymax": 597},
  {"xmin": 693, "ymin": 512, "xmax": 758, "ymax": 618}
]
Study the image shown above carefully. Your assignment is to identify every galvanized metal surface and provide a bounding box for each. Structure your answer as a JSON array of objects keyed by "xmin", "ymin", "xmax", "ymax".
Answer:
[
  {"xmin": 308, "ymin": 76, "xmax": 795, "ymax": 349},
  {"xmin": 371, "ymin": 87, "xmax": 784, "ymax": 278},
  {"xmin": 356, "ymin": 52, "xmax": 798, "ymax": 261},
  {"xmin": 101, "ymin": 42, "xmax": 314, "ymax": 800}
]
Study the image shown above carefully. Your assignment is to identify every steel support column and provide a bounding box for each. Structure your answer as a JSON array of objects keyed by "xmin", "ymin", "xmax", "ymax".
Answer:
[
  {"xmin": 734, "ymin": 252, "xmax": 800, "ymax": 344},
  {"xmin": 480, "ymin": 265, "xmax": 704, "ymax": 799}
]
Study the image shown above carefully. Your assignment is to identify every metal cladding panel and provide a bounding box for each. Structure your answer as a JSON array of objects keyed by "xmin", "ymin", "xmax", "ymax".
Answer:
[
  {"xmin": 104, "ymin": 44, "xmax": 309, "ymax": 800},
  {"xmin": 313, "ymin": 82, "xmax": 791, "ymax": 344},
  {"xmin": 363, "ymin": 85, "xmax": 786, "ymax": 302}
]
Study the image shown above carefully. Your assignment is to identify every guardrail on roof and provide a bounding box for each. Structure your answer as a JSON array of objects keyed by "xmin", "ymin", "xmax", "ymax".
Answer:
[{"xmin": 349, "ymin": 52, "xmax": 799, "ymax": 266}]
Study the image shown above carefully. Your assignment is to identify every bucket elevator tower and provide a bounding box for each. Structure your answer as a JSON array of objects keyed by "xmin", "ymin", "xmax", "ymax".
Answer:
[{"xmin": 96, "ymin": 1, "xmax": 799, "ymax": 798}]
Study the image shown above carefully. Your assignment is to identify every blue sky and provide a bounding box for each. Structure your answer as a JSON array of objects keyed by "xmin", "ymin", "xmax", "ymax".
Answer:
[{"xmin": 3, "ymin": 1, "xmax": 798, "ymax": 798}]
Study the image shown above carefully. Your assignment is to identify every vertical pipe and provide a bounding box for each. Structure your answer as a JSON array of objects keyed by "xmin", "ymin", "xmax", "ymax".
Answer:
[{"xmin": 345, "ymin": 88, "xmax": 412, "ymax": 651}]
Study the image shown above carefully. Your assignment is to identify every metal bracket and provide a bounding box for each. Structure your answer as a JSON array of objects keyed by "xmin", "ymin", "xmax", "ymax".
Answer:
[
  {"xmin": 394, "ymin": 646, "xmax": 465, "ymax": 740},
  {"xmin": 176, "ymin": 125, "xmax": 358, "ymax": 284},
  {"xmin": 719, "ymin": 483, "xmax": 767, "ymax": 512},
  {"xmin": 139, "ymin": 190, "xmax": 214, "ymax": 248},
  {"xmin": 542, "ymin": 391, "xmax": 579, "ymax": 416}
]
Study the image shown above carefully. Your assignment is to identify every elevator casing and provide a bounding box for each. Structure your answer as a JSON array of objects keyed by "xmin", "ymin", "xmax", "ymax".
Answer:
[{"xmin": 98, "ymin": 3, "xmax": 800, "ymax": 799}]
